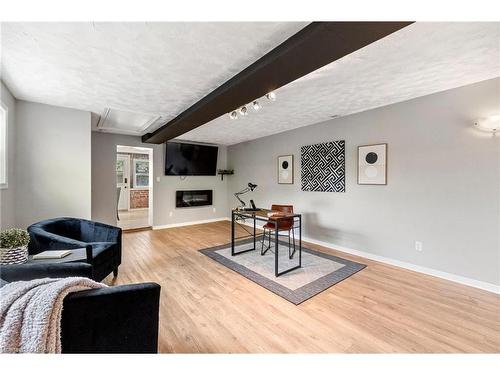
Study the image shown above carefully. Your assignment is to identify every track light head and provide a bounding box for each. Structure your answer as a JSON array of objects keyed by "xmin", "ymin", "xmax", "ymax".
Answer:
[
  {"xmin": 266, "ymin": 91, "xmax": 276, "ymax": 101},
  {"xmin": 229, "ymin": 111, "xmax": 238, "ymax": 120},
  {"xmin": 252, "ymin": 101, "xmax": 261, "ymax": 111},
  {"xmin": 239, "ymin": 106, "xmax": 248, "ymax": 116}
]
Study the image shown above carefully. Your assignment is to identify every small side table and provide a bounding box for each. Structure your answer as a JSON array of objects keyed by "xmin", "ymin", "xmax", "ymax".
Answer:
[{"xmin": 27, "ymin": 248, "xmax": 89, "ymax": 264}]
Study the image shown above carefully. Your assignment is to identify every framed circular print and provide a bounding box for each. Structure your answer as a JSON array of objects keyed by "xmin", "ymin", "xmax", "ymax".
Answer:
[
  {"xmin": 278, "ymin": 155, "xmax": 294, "ymax": 184},
  {"xmin": 357, "ymin": 143, "xmax": 387, "ymax": 185}
]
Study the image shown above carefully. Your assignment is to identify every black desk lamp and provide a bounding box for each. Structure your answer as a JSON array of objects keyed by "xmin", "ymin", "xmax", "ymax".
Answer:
[{"xmin": 234, "ymin": 182, "xmax": 257, "ymax": 210}]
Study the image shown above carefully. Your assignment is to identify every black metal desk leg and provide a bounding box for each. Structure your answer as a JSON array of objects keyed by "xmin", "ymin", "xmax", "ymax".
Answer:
[
  {"xmin": 231, "ymin": 210, "xmax": 235, "ymax": 256},
  {"xmin": 253, "ymin": 215, "xmax": 256, "ymax": 250},
  {"xmin": 299, "ymin": 215, "xmax": 302, "ymax": 267},
  {"xmin": 231, "ymin": 211, "xmax": 258, "ymax": 256},
  {"xmin": 275, "ymin": 220, "xmax": 279, "ymax": 277}
]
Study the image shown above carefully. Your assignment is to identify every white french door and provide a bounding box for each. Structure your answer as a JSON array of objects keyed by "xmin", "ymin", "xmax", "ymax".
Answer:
[{"xmin": 116, "ymin": 154, "xmax": 130, "ymax": 210}]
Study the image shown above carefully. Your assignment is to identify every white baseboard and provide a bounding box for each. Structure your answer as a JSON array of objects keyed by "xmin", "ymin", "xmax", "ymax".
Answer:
[
  {"xmin": 153, "ymin": 217, "xmax": 230, "ymax": 230},
  {"xmin": 301, "ymin": 236, "xmax": 500, "ymax": 295},
  {"xmin": 235, "ymin": 219, "xmax": 500, "ymax": 294}
]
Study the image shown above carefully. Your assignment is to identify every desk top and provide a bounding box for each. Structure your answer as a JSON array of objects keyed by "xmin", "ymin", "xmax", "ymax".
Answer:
[{"xmin": 233, "ymin": 208, "xmax": 300, "ymax": 219}]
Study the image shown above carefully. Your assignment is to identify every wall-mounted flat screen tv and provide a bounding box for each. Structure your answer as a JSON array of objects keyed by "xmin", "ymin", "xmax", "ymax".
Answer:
[{"xmin": 165, "ymin": 142, "xmax": 218, "ymax": 176}]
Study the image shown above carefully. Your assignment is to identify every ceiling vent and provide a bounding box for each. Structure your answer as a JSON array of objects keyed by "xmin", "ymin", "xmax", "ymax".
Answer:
[{"xmin": 95, "ymin": 107, "xmax": 166, "ymax": 136}]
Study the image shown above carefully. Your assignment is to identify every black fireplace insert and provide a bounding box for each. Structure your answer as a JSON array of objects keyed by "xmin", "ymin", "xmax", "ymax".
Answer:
[{"xmin": 176, "ymin": 190, "xmax": 213, "ymax": 208}]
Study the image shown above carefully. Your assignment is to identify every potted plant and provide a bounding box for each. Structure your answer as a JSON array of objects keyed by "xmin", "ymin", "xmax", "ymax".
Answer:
[{"xmin": 0, "ymin": 228, "xmax": 30, "ymax": 265}]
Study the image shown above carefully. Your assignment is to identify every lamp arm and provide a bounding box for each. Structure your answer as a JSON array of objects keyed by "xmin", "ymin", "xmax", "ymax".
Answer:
[
  {"xmin": 234, "ymin": 187, "xmax": 250, "ymax": 208},
  {"xmin": 234, "ymin": 193, "xmax": 246, "ymax": 208},
  {"xmin": 236, "ymin": 187, "xmax": 250, "ymax": 195}
]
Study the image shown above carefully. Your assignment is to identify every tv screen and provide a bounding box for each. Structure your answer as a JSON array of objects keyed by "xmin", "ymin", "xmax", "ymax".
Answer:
[{"xmin": 165, "ymin": 142, "xmax": 218, "ymax": 176}]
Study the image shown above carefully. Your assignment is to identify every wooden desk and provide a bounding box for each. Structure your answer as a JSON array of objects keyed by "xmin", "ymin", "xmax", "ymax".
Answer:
[{"xmin": 231, "ymin": 208, "xmax": 302, "ymax": 277}]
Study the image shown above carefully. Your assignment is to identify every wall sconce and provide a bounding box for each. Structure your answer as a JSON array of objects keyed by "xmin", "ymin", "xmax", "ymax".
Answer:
[{"xmin": 474, "ymin": 115, "xmax": 499, "ymax": 135}]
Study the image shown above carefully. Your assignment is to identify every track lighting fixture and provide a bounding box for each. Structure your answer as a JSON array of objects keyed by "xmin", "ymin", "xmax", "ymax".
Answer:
[
  {"xmin": 239, "ymin": 106, "xmax": 248, "ymax": 116},
  {"xmin": 229, "ymin": 93, "xmax": 275, "ymax": 120},
  {"xmin": 266, "ymin": 91, "xmax": 276, "ymax": 101}
]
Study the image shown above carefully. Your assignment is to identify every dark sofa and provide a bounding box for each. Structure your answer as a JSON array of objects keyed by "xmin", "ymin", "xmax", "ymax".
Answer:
[
  {"xmin": 28, "ymin": 217, "xmax": 122, "ymax": 282},
  {"xmin": 0, "ymin": 263, "xmax": 161, "ymax": 353}
]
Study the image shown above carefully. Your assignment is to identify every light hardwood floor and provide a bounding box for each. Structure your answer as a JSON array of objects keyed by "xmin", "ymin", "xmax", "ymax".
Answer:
[
  {"xmin": 117, "ymin": 209, "xmax": 150, "ymax": 230},
  {"xmin": 105, "ymin": 220, "xmax": 500, "ymax": 353}
]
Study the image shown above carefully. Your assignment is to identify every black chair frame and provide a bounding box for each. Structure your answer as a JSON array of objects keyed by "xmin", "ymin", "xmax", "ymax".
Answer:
[{"xmin": 260, "ymin": 226, "xmax": 297, "ymax": 259}]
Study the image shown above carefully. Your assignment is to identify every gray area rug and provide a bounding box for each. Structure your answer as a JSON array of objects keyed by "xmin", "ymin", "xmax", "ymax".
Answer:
[{"xmin": 199, "ymin": 238, "xmax": 366, "ymax": 305}]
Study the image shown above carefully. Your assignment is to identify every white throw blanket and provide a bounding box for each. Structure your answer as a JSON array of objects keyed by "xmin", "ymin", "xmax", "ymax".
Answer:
[{"xmin": 0, "ymin": 277, "xmax": 106, "ymax": 353}]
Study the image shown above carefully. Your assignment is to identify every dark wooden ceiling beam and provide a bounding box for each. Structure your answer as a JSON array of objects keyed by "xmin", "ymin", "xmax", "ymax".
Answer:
[{"xmin": 142, "ymin": 21, "xmax": 413, "ymax": 144}]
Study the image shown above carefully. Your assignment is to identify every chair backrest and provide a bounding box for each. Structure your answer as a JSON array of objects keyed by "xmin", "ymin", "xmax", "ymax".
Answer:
[
  {"xmin": 271, "ymin": 204, "xmax": 294, "ymax": 228},
  {"xmin": 61, "ymin": 282, "xmax": 161, "ymax": 353},
  {"xmin": 34, "ymin": 218, "xmax": 82, "ymax": 241}
]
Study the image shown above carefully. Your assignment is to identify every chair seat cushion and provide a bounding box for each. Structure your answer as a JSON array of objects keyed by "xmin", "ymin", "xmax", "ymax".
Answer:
[{"xmin": 263, "ymin": 222, "xmax": 293, "ymax": 231}]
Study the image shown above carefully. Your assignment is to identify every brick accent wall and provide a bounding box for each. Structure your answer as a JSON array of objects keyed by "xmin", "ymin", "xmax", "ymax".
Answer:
[{"xmin": 130, "ymin": 189, "xmax": 149, "ymax": 209}]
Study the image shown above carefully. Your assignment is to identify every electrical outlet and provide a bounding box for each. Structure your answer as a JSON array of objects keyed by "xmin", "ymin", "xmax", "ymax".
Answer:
[
  {"xmin": 415, "ymin": 241, "xmax": 423, "ymax": 252},
  {"xmin": 169, "ymin": 211, "xmax": 173, "ymax": 217},
  {"xmin": 213, "ymin": 207, "xmax": 217, "ymax": 213},
  {"xmin": 156, "ymin": 176, "xmax": 161, "ymax": 183}
]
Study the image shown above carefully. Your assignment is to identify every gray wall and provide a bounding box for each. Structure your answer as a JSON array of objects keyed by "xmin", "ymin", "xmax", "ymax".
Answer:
[
  {"xmin": 14, "ymin": 101, "xmax": 92, "ymax": 228},
  {"xmin": 0, "ymin": 81, "xmax": 17, "ymax": 229},
  {"xmin": 92, "ymin": 132, "xmax": 228, "ymax": 227},
  {"xmin": 227, "ymin": 78, "xmax": 500, "ymax": 285}
]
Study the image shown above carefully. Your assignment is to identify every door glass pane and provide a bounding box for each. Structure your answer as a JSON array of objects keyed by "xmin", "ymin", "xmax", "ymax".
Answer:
[
  {"xmin": 116, "ymin": 159, "xmax": 124, "ymax": 184},
  {"xmin": 116, "ymin": 172, "xmax": 124, "ymax": 184},
  {"xmin": 136, "ymin": 174, "xmax": 149, "ymax": 187},
  {"xmin": 135, "ymin": 160, "xmax": 149, "ymax": 174},
  {"xmin": 116, "ymin": 159, "xmax": 124, "ymax": 172}
]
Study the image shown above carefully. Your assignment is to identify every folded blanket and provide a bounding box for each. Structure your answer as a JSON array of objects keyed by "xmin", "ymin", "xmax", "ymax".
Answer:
[{"xmin": 0, "ymin": 277, "xmax": 106, "ymax": 353}]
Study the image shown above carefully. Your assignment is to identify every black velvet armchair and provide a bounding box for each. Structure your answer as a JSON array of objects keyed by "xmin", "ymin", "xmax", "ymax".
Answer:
[
  {"xmin": 0, "ymin": 263, "xmax": 161, "ymax": 353},
  {"xmin": 27, "ymin": 217, "xmax": 122, "ymax": 282}
]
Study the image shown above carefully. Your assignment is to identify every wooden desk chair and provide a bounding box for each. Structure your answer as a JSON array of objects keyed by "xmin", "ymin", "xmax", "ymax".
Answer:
[{"xmin": 261, "ymin": 204, "xmax": 297, "ymax": 259}]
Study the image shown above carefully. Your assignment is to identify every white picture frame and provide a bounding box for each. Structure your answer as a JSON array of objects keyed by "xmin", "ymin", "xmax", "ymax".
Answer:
[
  {"xmin": 278, "ymin": 155, "xmax": 294, "ymax": 184},
  {"xmin": 357, "ymin": 143, "xmax": 387, "ymax": 185}
]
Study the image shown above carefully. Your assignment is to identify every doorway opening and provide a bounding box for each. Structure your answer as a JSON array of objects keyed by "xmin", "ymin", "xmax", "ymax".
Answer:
[{"xmin": 116, "ymin": 145, "xmax": 153, "ymax": 230}]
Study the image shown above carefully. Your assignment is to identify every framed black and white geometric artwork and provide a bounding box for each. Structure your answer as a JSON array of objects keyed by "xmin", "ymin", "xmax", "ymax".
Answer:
[
  {"xmin": 357, "ymin": 143, "xmax": 387, "ymax": 185},
  {"xmin": 278, "ymin": 155, "xmax": 294, "ymax": 184},
  {"xmin": 301, "ymin": 141, "xmax": 345, "ymax": 192}
]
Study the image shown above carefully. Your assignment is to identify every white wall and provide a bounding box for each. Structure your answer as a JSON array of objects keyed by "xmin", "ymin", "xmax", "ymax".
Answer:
[
  {"xmin": 227, "ymin": 78, "xmax": 500, "ymax": 286},
  {"xmin": 14, "ymin": 101, "xmax": 91, "ymax": 228},
  {"xmin": 0, "ymin": 81, "xmax": 16, "ymax": 229},
  {"xmin": 91, "ymin": 132, "xmax": 228, "ymax": 227},
  {"xmin": 3, "ymin": 76, "xmax": 497, "ymax": 289}
]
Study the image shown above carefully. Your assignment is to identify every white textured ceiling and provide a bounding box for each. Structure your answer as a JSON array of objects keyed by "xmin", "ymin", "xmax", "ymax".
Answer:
[
  {"xmin": 178, "ymin": 22, "xmax": 500, "ymax": 145},
  {"xmin": 0, "ymin": 22, "xmax": 307, "ymax": 134},
  {"xmin": 1, "ymin": 22, "xmax": 499, "ymax": 144}
]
